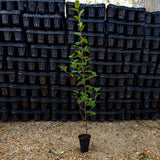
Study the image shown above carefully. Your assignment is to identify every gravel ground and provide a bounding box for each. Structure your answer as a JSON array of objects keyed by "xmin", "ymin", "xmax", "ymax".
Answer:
[{"xmin": 0, "ymin": 120, "xmax": 160, "ymax": 159}]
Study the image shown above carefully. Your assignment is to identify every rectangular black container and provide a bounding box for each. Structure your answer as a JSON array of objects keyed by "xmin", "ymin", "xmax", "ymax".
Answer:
[
  {"xmin": 4, "ymin": 43, "xmax": 27, "ymax": 57},
  {"xmin": 66, "ymin": 2, "xmax": 105, "ymax": 19},
  {"xmin": 143, "ymin": 50, "xmax": 160, "ymax": 62},
  {"xmin": 145, "ymin": 12, "xmax": 152, "ymax": 24},
  {"xmin": 0, "ymin": 0, "xmax": 25, "ymax": 11},
  {"xmin": 23, "ymin": 14, "xmax": 64, "ymax": 30},
  {"xmin": 0, "ymin": 10, "xmax": 22, "ymax": 27},
  {"xmin": 0, "ymin": 28, "xmax": 24, "ymax": 42},
  {"xmin": 153, "ymin": 12, "xmax": 160, "ymax": 24},
  {"xmin": 26, "ymin": 30, "xmax": 66, "ymax": 44},
  {"xmin": 27, "ymin": 0, "xmax": 65, "ymax": 16},
  {"xmin": 99, "ymin": 74, "xmax": 134, "ymax": 87}
]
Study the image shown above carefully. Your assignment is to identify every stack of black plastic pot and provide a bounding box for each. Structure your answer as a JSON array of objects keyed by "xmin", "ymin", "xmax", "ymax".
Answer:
[
  {"xmin": 0, "ymin": 0, "xmax": 25, "ymax": 121},
  {"xmin": 135, "ymin": 11, "xmax": 160, "ymax": 120},
  {"xmin": 106, "ymin": 4, "xmax": 150, "ymax": 120},
  {"xmin": 1, "ymin": 1, "xmax": 160, "ymax": 122},
  {"xmin": 20, "ymin": 0, "xmax": 66, "ymax": 121}
]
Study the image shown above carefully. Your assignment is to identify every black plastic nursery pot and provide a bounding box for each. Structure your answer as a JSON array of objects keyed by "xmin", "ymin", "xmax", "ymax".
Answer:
[{"xmin": 78, "ymin": 134, "xmax": 91, "ymax": 153}]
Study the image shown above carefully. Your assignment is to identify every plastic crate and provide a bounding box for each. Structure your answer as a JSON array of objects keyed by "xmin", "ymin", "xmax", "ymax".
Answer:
[
  {"xmin": 0, "ymin": 0, "xmax": 25, "ymax": 11},
  {"xmin": 23, "ymin": 14, "xmax": 64, "ymax": 30},
  {"xmin": 0, "ymin": 10, "xmax": 21, "ymax": 27},
  {"xmin": 27, "ymin": 0, "xmax": 65, "ymax": 16},
  {"xmin": 26, "ymin": 30, "xmax": 66, "ymax": 44},
  {"xmin": 99, "ymin": 74, "xmax": 134, "ymax": 87}
]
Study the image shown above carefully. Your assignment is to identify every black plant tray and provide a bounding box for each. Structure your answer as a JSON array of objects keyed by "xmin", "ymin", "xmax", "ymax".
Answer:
[
  {"xmin": 145, "ymin": 24, "xmax": 160, "ymax": 36},
  {"xmin": 107, "ymin": 19, "xmax": 144, "ymax": 36},
  {"xmin": 30, "ymin": 45, "xmax": 68, "ymax": 58},
  {"xmin": 0, "ymin": 10, "xmax": 22, "ymax": 27},
  {"xmin": 49, "ymin": 59, "xmax": 70, "ymax": 71},
  {"xmin": 66, "ymin": 2, "xmax": 105, "ymax": 19},
  {"xmin": 144, "ymin": 36, "xmax": 160, "ymax": 49},
  {"xmin": 11, "ymin": 109, "xmax": 51, "ymax": 121},
  {"xmin": 99, "ymin": 74, "xmax": 134, "ymax": 86},
  {"xmin": 17, "ymin": 71, "xmax": 58, "ymax": 85},
  {"xmin": 143, "ymin": 50, "xmax": 160, "ymax": 62},
  {"xmin": 0, "ymin": 97, "xmax": 29, "ymax": 111},
  {"xmin": 138, "ymin": 75, "xmax": 160, "ymax": 87},
  {"xmin": 106, "ymin": 4, "xmax": 145, "ymax": 22},
  {"xmin": 126, "ymin": 86, "xmax": 160, "ymax": 100},
  {"xmin": 50, "ymin": 85, "xmax": 79, "ymax": 99},
  {"xmin": 7, "ymin": 57, "xmax": 47, "ymax": 71},
  {"xmin": 17, "ymin": 71, "xmax": 53, "ymax": 86},
  {"xmin": 0, "ymin": 43, "xmax": 27, "ymax": 56},
  {"xmin": 123, "ymin": 62, "xmax": 156, "ymax": 74},
  {"xmin": 0, "ymin": 28, "xmax": 24, "ymax": 42},
  {"xmin": 99, "ymin": 86, "xmax": 126, "ymax": 100},
  {"xmin": 96, "ymin": 108, "xmax": 125, "ymax": 121},
  {"xmin": 0, "ymin": 0, "xmax": 25, "ymax": 11},
  {"xmin": 107, "ymin": 34, "xmax": 143, "ymax": 49},
  {"xmin": 125, "ymin": 108, "xmax": 159, "ymax": 120},
  {"xmin": 68, "ymin": 31, "xmax": 105, "ymax": 46},
  {"xmin": 108, "ymin": 99, "xmax": 141, "ymax": 110},
  {"xmin": 70, "ymin": 46, "xmax": 106, "ymax": 61},
  {"xmin": 107, "ymin": 48, "xmax": 141, "ymax": 62},
  {"xmin": 27, "ymin": 0, "xmax": 65, "ymax": 16},
  {"xmin": 0, "ymin": 70, "xmax": 16, "ymax": 83},
  {"xmin": 26, "ymin": 30, "xmax": 66, "ymax": 44},
  {"xmin": 66, "ymin": 17, "xmax": 105, "ymax": 33},
  {"xmin": 23, "ymin": 14, "xmax": 64, "ymax": 30},
  {"xmin": 89, "ymin": 61, "xmax": 123, "ymax": 74}
]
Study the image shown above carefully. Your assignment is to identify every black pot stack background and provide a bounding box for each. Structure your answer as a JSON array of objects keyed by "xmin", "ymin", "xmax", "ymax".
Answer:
[
  {"xmin": 0, "ymin": 0, "xmax": 26, "ymax": 121},
  {"xmin": 0, "ymin": 1, "xmax": 160, "ymax": 121}
]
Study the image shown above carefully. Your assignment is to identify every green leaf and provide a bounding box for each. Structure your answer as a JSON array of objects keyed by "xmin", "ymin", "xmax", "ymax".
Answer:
[
  {"xmin": 95, "ymin": 87, "xmax": 101, "ymax": 92},
  {"xmin": 82, "ymin": 37, "xmax": 88, "ymax": 44},
  {"xmin": 87, "ymin": 90, "xmax": 92, "ymax": 94},
  {"xmin": 92, "ymin": 71, "xmax": 98, "ymax": 77},
  {"xmin": 71, "ymin": 70, "xmax": 78, "ymax": 73},
  {"xmin": 69, "ymin": 53, "xmax": 75, "ymax": 58},
  {"xmin": 59, "ymin": 125, "xmax": 64, "ymax": 129},
  {"xmin": 77, "ymin": 98, "xmax": 83, "ymax": 105},
  {"xmin": 76, "ymin": 80, "xmax": 84, "ymax": 86},
  {"xmin": 95, "ymin": 93, "xmax": 101, "ymax": 98},
  {"xmin": 79, "ymin": 9, "xmax": 84, "ymax": 17},
  {"xmin": 87, "ymin": 111, "xmax": 96, "ymax": 116},
  {"xmin": 79, "ymin": 25, "xmax": 85, "ymax": 31},
  {"xmin": 74, "ymin": 32, "xmax": 81, "ymax": 36},
  {"xmin": 73, "ymin": 15, "xmax": 80, "ymax": 21},
  {"xmin": 59, "ymin": 65, "xmax": 68, "ymax": 72},
  {"xmin": 75, "ymin": 41, "xmax": 81, "ymax": 45},
  {"xmin": 75, "ymin": 0, "xmax": 80, "ymax": 9},
  {"xmin": 70, "ymin": 8, "xmax": 78, "ymax": 11}
]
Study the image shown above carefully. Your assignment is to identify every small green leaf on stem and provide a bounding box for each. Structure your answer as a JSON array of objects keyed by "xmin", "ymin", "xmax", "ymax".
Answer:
[
  {"xmin": 79, "ymin": 9, "xmax": 84, "ymax": 17},
  {"xmin": 87, "ymin": 111, "xmax": 96, "ymax": 116},
  {"xmin": 74, "ymin": 32, "xmax": 81, "ymax": 36},
  {"xmin": 95, "ymin": 87, "xmax": 101, "ymax": 92},
  {"xmin": 73, "ymin": 15, "xmax": 80, "ymax": 21},
  {"xmin": 59, "ymin": 66, "xmax": 68, "ymax": 72},
  {"xmin": 70, "ymin": 8, "xmax": 78, "ymax": 11}
]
